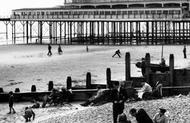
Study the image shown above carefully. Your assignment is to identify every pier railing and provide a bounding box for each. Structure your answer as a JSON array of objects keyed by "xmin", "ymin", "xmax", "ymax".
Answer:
[
  {"xmin": 67, "ymin": 0, "xmax": 187, "ymax": 4},
  {"xmin": 11, "ymin": 12, "xmax": 182, "ymax": 21}
]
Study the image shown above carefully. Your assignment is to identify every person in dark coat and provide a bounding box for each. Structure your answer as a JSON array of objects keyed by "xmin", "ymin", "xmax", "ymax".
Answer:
[
  {"xmin": 129, "ymin": 108, "xmax": 153, "ymax": 123},
  {"xmin": 111, "ymin": 81, "xmax": 126, "ymax": 123},
  {"xmin": 183, "ymin": 45, "xmax": 187, "ymax": 59},
  {"xmin": 8, "ymin": 91, "xmax": 16, "ymax": 114},
  {"xmin": 112, "ymin": 49, "xmax": 121, "ymax": 58},
  {"xmin": 58, "ymin": 44, "xmax": 63, "ymax": 55},
  {"xmin": 47, "ymin": 44, "xmax": 52, "ymax": 56}
]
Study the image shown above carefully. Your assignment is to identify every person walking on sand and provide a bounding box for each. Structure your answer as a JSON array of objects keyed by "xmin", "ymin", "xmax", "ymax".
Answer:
[
  {"xmin": 58, "ymin": 44, "xmax": 63, "ymax": 55},
  {"xmin": 8, "ymin": 91, "xmax": 16, "ymax": 114},
  {"xmin": 112, "ymin": 49, "xmax": 121, "ymax": 58},
  {"xmin": 47, "ymin": 44, "xmax": 52, "ymax": 56},
  {"xmin": 183, "ymin": 45, "xmax": 187, "ymax": 59}
]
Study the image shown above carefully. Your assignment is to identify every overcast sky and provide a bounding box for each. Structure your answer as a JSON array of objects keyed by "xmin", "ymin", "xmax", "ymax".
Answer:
[{"xmin": 0, "ymin": 0, "xmax": 64, "ymax": 16}]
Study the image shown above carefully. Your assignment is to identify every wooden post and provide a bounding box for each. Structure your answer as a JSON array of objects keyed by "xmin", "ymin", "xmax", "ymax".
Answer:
[
  {"xmin": 86, "ymin": 72, "xmax": 91, "ymax": 89},
  {"xmin": 67, "ymin": 76, "xmax": 72, "ymax": 89},
  {"xmin": 106, "ymin": 68, "xmax": 111, "ymax": 88},
  {"xmin": 26, "ymin": 21, "xmax": 29, "ymax": 44},
  {"xmin": 125, "ymin": 52, "xmax": 131, "ymax": 81},
  {"xmin": 145, "ymin": 53, "xmax": 150, "ymax": 83},
  {"xmin": 169, "ymin": 54, "xmax": 174, "ymax": 86},
  {"xmin": 15, "ymin": 88, "xmax": 20, "ymax": 93},
  {"xmin": 48, "ymin": 81, "xmax": 54, "ymax": 91},
  {"xmin": 0, "ymin": 88, "xmax": 4, "ymax": 93},
  {"xmin": 31, "ymin": 85, "xmax": 36, "ymax": 92}
]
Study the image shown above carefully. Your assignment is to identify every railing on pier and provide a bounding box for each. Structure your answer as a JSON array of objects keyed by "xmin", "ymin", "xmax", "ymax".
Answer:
[
  {"xmin": 67, "ymin": 0, "xmax": 188, "ymax": 4},
  {"xmin": 11, "ymin": 12, "xmax": 182, "ymax": 21}
]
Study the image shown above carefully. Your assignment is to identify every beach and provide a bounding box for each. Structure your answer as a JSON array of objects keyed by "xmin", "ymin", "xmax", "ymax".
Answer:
[
  {"xmin": 0, "ymin": 45, "xmax": 189, "ymax": 92},
  {"xmin": 0, "ymin": 44, "xmax": 190, "ymax": 122}
]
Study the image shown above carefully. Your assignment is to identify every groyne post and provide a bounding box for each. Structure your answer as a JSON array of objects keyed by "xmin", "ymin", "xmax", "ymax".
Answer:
[
  {"xmin": 145, "ymin": 53, "xmax": 151, "ymax": 83},
  {"xmin": 48, "ymin": 81, "xmax": 54, "ymax": 91},
  {"xmin": 31, "ymin": 85, "xmax": 36, "ymax": 92},
  {"xmin": 125, "ymin": 52, "xmax": 131, "ymax": 81},
  {"xmin": 106, "ymin": 68, "xmax": 111, "ymax": 88},
  {"xmin": 67, "ymin": 76, "xmax": 72, "ymax": 89},
  {"xmin": 169, "ymin": 54, "xmax": 174, "ymax": 86},
  {"xmin": 86, "ymin": 72, "xmax": 91, "ymax": 89},
  {"xmin": 0, "ymin": 88, "xmax": 4, "ymax": 93},
  {"xmin": 15, "ymin": 88, "xmax": 20, "ymax": 93}
]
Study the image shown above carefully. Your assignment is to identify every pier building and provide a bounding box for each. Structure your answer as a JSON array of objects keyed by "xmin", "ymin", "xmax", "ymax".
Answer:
[{"xmin": 8, "ymin": 0, "xmax": 190, "ymax": 45}]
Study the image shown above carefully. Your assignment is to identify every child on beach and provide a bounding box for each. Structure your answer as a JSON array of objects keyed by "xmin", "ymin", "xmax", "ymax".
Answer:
[
  {"xmin": 47, "ymin": 44, "xmax": 52, "ymax": 56},
  {"xmin": 23, "ymin": 107, "xmax": 35, "ymax": 122},
  {"xmin": 58, "ymin": 44, "xmax": 63, "ymax": 55},
  {"xmin": 8, "ymin": 91, "xmax": 16, "ymax": 114}
]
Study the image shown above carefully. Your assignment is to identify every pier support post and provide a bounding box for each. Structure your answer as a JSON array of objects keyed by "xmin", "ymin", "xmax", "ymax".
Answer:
[
  {"xmin": 125, "ymin": 52, "xmax": 131, "ymax": 81},
  {"xmin": 48, "ymin": 81, "xmax": 54, "ymax": 91},
  {"xmin": 145, "ymin": 53, "xmax": 150, "ymax": 83},
  {"xmin": 169, "ymin": 54, "xmax": 174, "ymax": 86},
  {"xmin": 86, "ymin": 72, "xmax": 91, "ymax": 89},
  {"xmin": 49, "ymin": 22, "xmax": 53, "ymax": 44},
  {"xmin": 4, "ymin": 21, "xmax": 9, "ymax": 40},
  {"xmin": 38, "ymin": 21, "xmax": 43, "ymax": 44},
  {"xmin": 106, "ymin": 68, "xmax": 111, "ymax": 89},
  {"xmin": 29, "ymin": 21, "xmax": 33, "ymax": 43},
  {"xmin": 26, "ymin": 21, "xmax": 29, "ymax": 44},
  {"xmin": 67, "ymin": 76, "xmax": 72, "ymax": 89}
]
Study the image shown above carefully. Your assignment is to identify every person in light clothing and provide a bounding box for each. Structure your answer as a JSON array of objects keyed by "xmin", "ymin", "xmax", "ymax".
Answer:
[
  {"xmin": 138, "ymin": 82, "xmax": 152, "ymax": 99},
  {"xmin": 153, "ymin": 108, "xmax": 169, "ymax": 123}
]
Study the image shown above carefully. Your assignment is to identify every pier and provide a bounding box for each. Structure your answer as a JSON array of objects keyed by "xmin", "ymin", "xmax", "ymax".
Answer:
[{"xmin": 0, "ymin": 0, "xmax": 190, "ymax": 45}]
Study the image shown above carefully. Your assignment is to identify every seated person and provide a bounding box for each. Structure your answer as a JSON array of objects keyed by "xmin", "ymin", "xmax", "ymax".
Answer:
[
  {"xmin": 130, "ymin": 108, "xmax": 153, "ymax": 123},
  {"xmin": 80, "ymin": 86, "xmax": 105, "ymax": 106},
  {"xmin": 60, "ymin": 87, "xmax": 72, "ymax": 104},
  {"xmin": 117, "ymin": 113, "xmax": 131, "ymax": 123},
  {"xmin": 160, "ymin": 58, "xmax": 166, "ymax": 66},
  {"xmin": 31, "ymin": 100, "xmax": 40, "ymax": 108},
  {"xmin": 152, "ymin": 81, "xmax": 163, "ymax": 98},
  {"xmin": 23, "ymin": 107, "xmax": 35, "ymax": 122},
  {"xmin": 137, "ymin": 82, "xmax": 152, "ymax": 99},
  {"xmin": 153, "ymin": 108, "xmax": 168, "ymax": 123}
]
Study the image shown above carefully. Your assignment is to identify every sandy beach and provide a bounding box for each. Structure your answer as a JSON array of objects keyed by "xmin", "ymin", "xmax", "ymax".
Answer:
[
  {"xmin": 0, "ymin": 44, "xmax": 190, "ymax": 122},
  {"xmin": 0, "ymin": 45, "xmax": 189, "ymax": 92}
]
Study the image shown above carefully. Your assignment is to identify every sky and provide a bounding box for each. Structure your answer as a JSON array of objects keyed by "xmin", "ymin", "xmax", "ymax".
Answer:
[{"xmin": 0, "ymin": 0, "xmax": 64, "ymax": 17}]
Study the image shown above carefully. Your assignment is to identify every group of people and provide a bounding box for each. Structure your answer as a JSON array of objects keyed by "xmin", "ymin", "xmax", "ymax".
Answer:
[
  {"xmin": 128, "ymin": 107, "xmax": 168, "ymax": 123},
  {"xmin": 7, "ymin": 87, "xmax": 72, "ymax": 122},
  {"xmin": 8, "ymin": 91, "xmax": 35, "ymax": 122},
  {"xmin": 138, "ymin": 80, "xmax": 163, "ymax": 100},
  {"xmin": 42, "ymin": 87, "xmax": 72, "ymax": 108},
  {"xmin": 111, "ymin": 81, "xmax": 167, "ymax": 123},
  {"xmin": 47, "ymin": 44, "xmax": 63, "ymax": 56}
]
